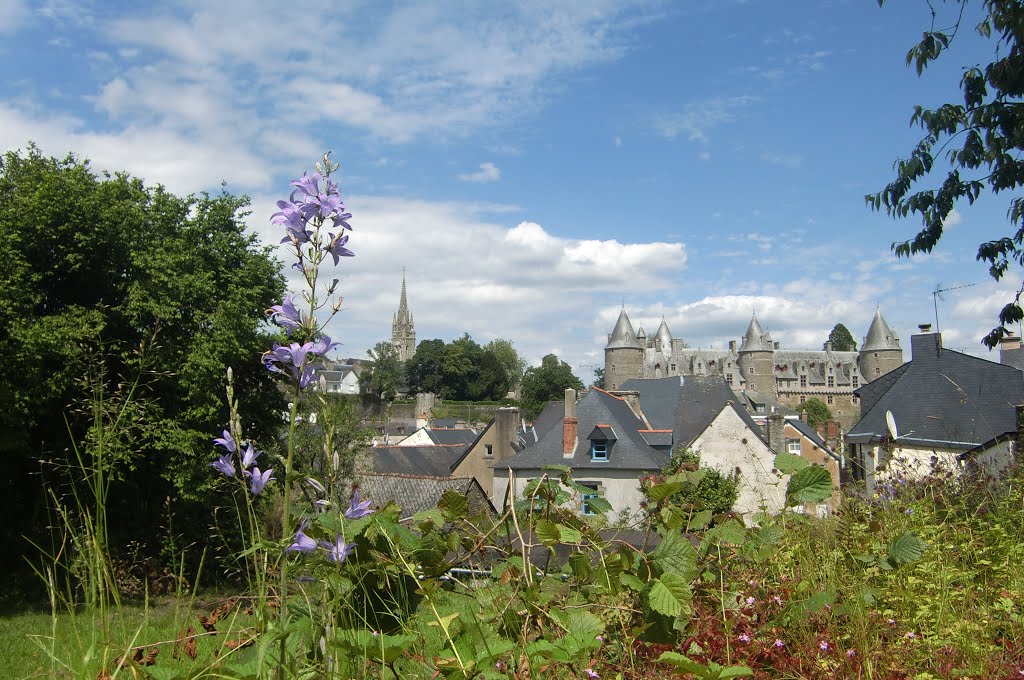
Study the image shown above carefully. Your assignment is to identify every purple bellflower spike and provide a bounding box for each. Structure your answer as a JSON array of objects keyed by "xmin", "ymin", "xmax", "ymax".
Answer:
[
  {"xmin": 286, "ymin": 520, "xmax": 317, "ymax": 553},
  {"xmin": 290, "ymin": 172, "xmax": 323, "ymax": 199},
  {"xmin": 298, "ymin": 365, "xmax": 317, "ymax": 389},
  {"xmin": 269, "ymin": 294, "xmax": 304, "ymax": 335},
  {"xmin": 272, "ymin": 201, "xmax": 312, "ymax": 244},
  {"xmin": 344, "ymin": 489, "xmax": 372, "ymax": 520},
  {"xmin": 326, "ymin": 232, "xmax": 354, "ymax": 264},
  {"xmin": 332, "ymin": 211, "xmax": 353, "ymax": 231},
  {"xmin": 250, "ymin": 467, "xmax": 274, "ymax": 495},
  {"xmin": 323, "ymin": 535, "xmax": 356, "ymax": 563},
  {"xmin": 211, "ymin": 452, "xmax": 235, "ymax": 477},
  {"xmin": 241, "ymin": 444, "xmax": 260, "ymax": 470},
  {"xmin": 213, "ymin": 429, "xmax": 236, "ymax": 453}
]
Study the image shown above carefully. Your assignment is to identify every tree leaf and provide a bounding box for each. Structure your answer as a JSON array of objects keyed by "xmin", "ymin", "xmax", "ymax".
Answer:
[
  {"xmin": 647, "ymin": 572, "xmax": 691, "ymax": 618},
  {"xmin": 786, "ymin": 465, "xmax": 833, "ymax": 505},
  {"xmin": 773, "ymin": 451, "xmax": 808, "ymax": 474},
  {"xmin": 888, "ymin": 532, "xmax": 926, "ymax": 566}
]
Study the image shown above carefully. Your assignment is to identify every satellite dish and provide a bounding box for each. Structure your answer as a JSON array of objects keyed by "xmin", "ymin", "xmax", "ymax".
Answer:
[{"xmin": 885, "ymin": 411, "xmax": 899, "ymax": 440}]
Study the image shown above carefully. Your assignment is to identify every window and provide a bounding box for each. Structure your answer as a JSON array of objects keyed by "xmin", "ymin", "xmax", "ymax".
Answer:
[
  {"xmin": 799, "ymin": 395, "xmax": 806, "ymax": 403},
  {"xmin": 726, "ymin": 373, "xmax": 733, "ymax": 385},
  {"xmin": 581, "ymin": 483, "xmax": 599, "ymax": 515},
  {"xmin": 827, "ymin": 395, "xmax": 834, "ymax": 405},
  {"xmin": 852, "ymin": 395, "xmax": 859, "ymax": 404},
  {"xmin": 875, "ymin": 367, "xmax": 880, "ymax": 376},
  {"xmin": 827, "ymin": 376, "xmax": 834, "ymax": 388},
  {"xmin": 749, "ymin": 367, "xmax": 755, "ymax": 374},
  {"xmin": 670, "ymin": 364, "xmax": 676, "ymax": 372},
  {"xmin": 799, "ymin": 375, "xmax": 807, "ymax": 388},
  {"xmin": 786, "ymin": 438, "xmax": 801, "ymax": 454},
  {"xmin": 755, "ymin": 403, "xmax": 766, "ymax": 414},
  {"xmin": 591, "ymin": 440, "xmax": 608, "ymax": 462},
  {"xmin": 484, "ymin": 444, "xmax": 493, "ymax": 457},
  {"xmin": 852, "ymin": 376, "xmax": 859, "ymax": 388}
]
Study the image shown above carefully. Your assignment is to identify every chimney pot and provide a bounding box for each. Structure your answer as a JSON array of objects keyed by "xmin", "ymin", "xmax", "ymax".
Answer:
[{"xmin": 918, "ymin": 323, "xmax": 933, "ymax": 333}]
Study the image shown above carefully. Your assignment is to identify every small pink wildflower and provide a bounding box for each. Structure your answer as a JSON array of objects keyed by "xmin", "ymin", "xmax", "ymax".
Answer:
[
  {"xmin": 774, "ymin": 639, "xmax": 785, "ymax": 649},
  {"xmin": 887, "ymin": 618, "xmax": 896, "ymax": 625},
  {"xmin": 819, "ymin": 641, "xmax": 829, "ymax": 651},
  {"xmin": 772, "ymin": 595, "xmax": 782, "ymax": 605},
  {"xmin": 596, "ymin": 635, "xmax": 604, "ymax": 643},
  {"xmin": 905, "ymin": 632, "xmax": 916, "ymax": 639},
  {"xmin": 739, "ymin": 634, "xmax": 751, "ymax": 643},
  {"xmin": 585, "ymin": 670, "xmax": 599, "ymax": 679},
  {"xmin": 745, "ymin": 596, "xmax": 755, "ymax": 605},
  {"xmin": 846, "ymin": 649, "xmax": 856, "ymax": 658}
]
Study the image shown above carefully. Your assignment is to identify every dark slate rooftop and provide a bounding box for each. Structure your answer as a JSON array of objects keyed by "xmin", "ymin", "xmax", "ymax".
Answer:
[
  {"xmin": 372, "ymin": 444, "xmax": 467, "ymax": 476},
  {"xmin": 848, "ymin": 332, "xmax": 1024, "ymax": 449},
  {"xmin": 499, "ymin": 389, "xmax": 668, "ymax": 471},
  {"xmin": 621, "ymin": 375, "xmax": 770, "ymax": 449},
  {"xmin": 426, "ymin": 428, "xmax": 479, "ymax": 446},
  {"xmin": 359, "ymin": 474, "xmax": 493, "ymax": 517},
  {"xmin": 787, "ymin": 418, "xmax": 840, "ymax": 460}
]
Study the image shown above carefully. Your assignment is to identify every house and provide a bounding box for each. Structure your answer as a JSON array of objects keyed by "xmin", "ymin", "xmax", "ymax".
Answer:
[
  {"xmin": 847, "ymin": 325, "xmax": 1024, "ymax": 489},
  {"xmin": 394, "ymin": 425, "xmax": 478, "ymax": 448},
  {"xmin": 450, "ymin": 407, "xmax": 525, "ymax": 501},
  {"xmin": 493, "ymin": 388, "xmax": 671, "ymax": 524},
  {"xmin": 370, "ymin": 444, "xmax": 469, "ymax": 477},
  {"xmin": 621, "ymin": 376, "xmax": 787, "ymax": 517},
  {"xmin": 310, "ymin": 360, "xmax": 361, "ymax": 394},
  {"xmin": 358, "ymin": 473, "xmax": 495, "ymax": 520}
]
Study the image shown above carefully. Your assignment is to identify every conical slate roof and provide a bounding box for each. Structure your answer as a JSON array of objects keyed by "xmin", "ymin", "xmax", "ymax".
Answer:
[
  {"xmin": 861, "ymin": 309, "xmax": 900, "ymax": 352},
  {"xmin": 739, "ymin": 314, "xmax": 771, "ymax": 352},
  {"xmin": 607, "ymin": 308, "xmax": 642, "ymax": 349},
  {"xmin": 655, "ymin": 318, "xmax": 673, "ymax": 351}
]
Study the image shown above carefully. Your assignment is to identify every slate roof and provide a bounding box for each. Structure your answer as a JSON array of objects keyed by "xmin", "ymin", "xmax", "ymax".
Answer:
[
  {"xmin": 739, "ymin": 315, "xmax": 772, "ymax": 352},
  {"xmin": 499, "ymin": 388, "xmax": 668, "ymax": 471},
  {"xmin": 787, "ymin": 418, "xmax": 840, "ymax": 461},
  {"xmin": 848, "ymin": 332, "xmax": 1024, "ymax": 449},
  {"xmin": 606, "ymin": 308, "xmax": 642, "ymax": 349},
  {"xmin": 372, "ymin": 444, "xmax": 467, "ymax": 476},
  {"xmin": 621, "ymin": 375, "xmax": 770, "ymax": 449},
  {"xmin": 426, "ymin": 428, "xmax": 478, "ymax": 446},
  {"xmin": 861, "ymin": 309, "xmax": 902, "ymax": 352},
  {"xmin": 358, "ymin": 474, "xmax": 494, "ymax": 517}
]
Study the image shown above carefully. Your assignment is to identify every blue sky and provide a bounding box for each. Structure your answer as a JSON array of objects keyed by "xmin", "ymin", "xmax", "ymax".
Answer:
[{"xmin": 2, "ymin": 0, "xmax": 1016, "ymax": 381}]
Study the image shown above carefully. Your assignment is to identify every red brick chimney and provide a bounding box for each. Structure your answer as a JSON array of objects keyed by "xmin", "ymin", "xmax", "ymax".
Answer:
[{"xmin": 563, "ymin": 388, "xmax": 577, "ymax": 458}]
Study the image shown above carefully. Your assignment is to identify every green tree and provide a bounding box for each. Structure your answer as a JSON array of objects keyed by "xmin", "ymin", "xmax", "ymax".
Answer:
[
  {"xmin": 405, "ymin": 338, "xmax": 446, "ymax": 394},
  {"xmin": 0, "ymin": 145, "xmax": 285, "ymax": 578},
  {"xmin": 592, "ymin": 367, "xmax": 606, "ymax": 389},
  {"xmin": 363, "ymin": 340, "xmax": 403, "ymax": 403},
  {"xmin": 521, "ymin": 354, "xmax": 584, "ymax": 419},
  {"xmin": 796, "ymin": 397, "xmax": 833, "ymax": 429},
  {"xmin": 483, "ymin": 338, "xmax": 526, "ymax": 395},
  {"xmin": 827, "ymin": 323, "xmax": 857, "ymax": 352},
  {"xmin": 870, "ymin": 1, "xmax": 1024, "ymax": 347},
  {"xmin": 651, "ymin": 448, "xmax": 739, "ymax": 516}
]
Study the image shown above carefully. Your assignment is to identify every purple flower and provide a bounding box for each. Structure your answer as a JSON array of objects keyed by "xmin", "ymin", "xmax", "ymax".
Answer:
[
  {"xmin": 272, "ymin": 200, "xmax": 311, "ymax": 244},
  {"xmin": 745, "ymin": 596, "xmax": 755, "ymax": 606},
  {"xmin": 324, "ymin": 535, "xmax": 356, "ymax": 563},
  {"xmin": 211, "ymin": 452, "xmax": 235, "ymax": 477},
  {"xmin": 213, "ymin": 429, "xmax": 236, "ymax": 453},
  {"xmin": 240, "ymin": 443, "xmax": 261, "ymax": 470},
  {"xmin": 326, "ymin": 232, "xmax": 354, "ymax": 264},
  {"xmin": 309, "ymin": 334, "xmax": 339, "ymax": 358},
  {"xmin": 585, "ymin": 670, "xmax": 599, "ymax": 679},
  {"xmin": 286, "ymin": 520, "xmax": 317, "ymax": 553},
  {"xmin": 264, "ymin": 341, "xmax": 317, "ymax": 383},
  {"xmin": 250, "ymin": 467, "xmax": 274, "ymax": 494},
  {"xmin": 344, "ymin": 489, "xmax": 372, "ymax": 519},
  {"xmin": 773, "ymin": 639, "xmax": 785, "ymax": 649},
  {"xmin": 332, "ymin": 210, "xmax": 353, "ymax": 231},
  {"xmin": 905, "ymin": 632, "xmax": 916, "ymax": 640},
  {"xmin": 290, "ymin": 172, "xmax": 323, "ymax": 199},
  {"xmin": 269, "ymin": 294, "xmax": 304, "ymax": 335},
  {"xmin": 819, "ymin": 640, "xmax": 829, "ymax": 651},
  {"xmin": 846, "ymin": 649, "xmax": 856, "ymax": 658},
  {"xmin": 738, "ymin": 634, "xmax": 751, "ymax": 643}
]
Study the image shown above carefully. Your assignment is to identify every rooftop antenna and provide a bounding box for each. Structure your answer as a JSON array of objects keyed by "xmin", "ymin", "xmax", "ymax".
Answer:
[{"xmin": 932, "ymin": 282, "xmax": 975, "ymax": 333}]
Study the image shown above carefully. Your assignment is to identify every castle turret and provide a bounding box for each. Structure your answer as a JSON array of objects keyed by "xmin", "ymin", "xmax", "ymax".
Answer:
[
  {"xmin": 737, "ymin": 314, "xmax": 775, "ymax": 395},
  {"xmin": 858, "ymin": 309, "xmax": 902, "ymax": 380},
  {"xmin": 391, "ymin": 270, "xmax": 416, "ymax": 362},
  {"xmin": 654, "ymin": 317, "xmax": 673, "ymax": 354},
  {"xmin": 604, "ymin": 308, "xmax": 644, "ymax": 391}
]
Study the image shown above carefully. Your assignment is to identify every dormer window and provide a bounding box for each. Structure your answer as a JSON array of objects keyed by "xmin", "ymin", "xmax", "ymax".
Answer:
[{"xmin": 587, "ymin": 424, "xmax": 616, "ymax": 462}]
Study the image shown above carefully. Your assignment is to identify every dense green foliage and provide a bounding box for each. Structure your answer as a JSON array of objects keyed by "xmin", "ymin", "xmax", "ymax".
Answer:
[
  {"xmin": 0, "ymin": 146, "xmax": 285, "ymax": 584},
  {"xmin": 871, "ymin": 0, "xmax": 1024, "ymax": 347},
  {"xmin": 592, "ymin": 366, "xmax": 605, "ymax": 389},
  {"xmin": 362, "ymin": 340, "xmax": 403, "ymax": 402},
  {"xmin": 520, "ymin": 353, "xmax": 584, "ymax": 419},
  {"xmin": 796, "ymin": 397, "xmax": 833, "ymax": 429},
  {"xmin": 404, "ymin": 334, "xmax": 524, "ymax": 401},
  {"xmin": 827, "ymin": 323, "xmax": 857, "ymax": 352},
  {"xmin": 647, "ymin": 448, "xmax": 740, "ymax": 516}
]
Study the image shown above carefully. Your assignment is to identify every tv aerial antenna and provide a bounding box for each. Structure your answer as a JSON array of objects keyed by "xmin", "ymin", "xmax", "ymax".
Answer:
[{"xmin": 932, "ymin": 282, "xmax": 975, "ymax": 333}]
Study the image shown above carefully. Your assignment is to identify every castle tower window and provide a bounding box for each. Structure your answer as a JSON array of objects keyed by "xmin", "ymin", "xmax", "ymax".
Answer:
[
  {"xmin": 852, "ymin": 376, "xmax": 859, "ymax": 388},
  {"xmin": 726, "ymin": 374, "xmax": 733, "ymax": 385},
  {"xmin": 827, "ymin": 376, "xmax": 834, "ymax": 388},
  {"xmin": 800, "ymin": 375, "xmax": 807, "ymax": 388},
  {"xmin": 799, "ymin": 395, "xmax": 806, "ymax": 403},
  {"xmin": 827, "ymin": 395, "xmax": 834, "ymax": 405}
]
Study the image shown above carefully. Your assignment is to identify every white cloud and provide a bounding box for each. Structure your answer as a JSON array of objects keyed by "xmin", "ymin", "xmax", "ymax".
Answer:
[
  {"xmin": 655, "ymin": 95, "xmax": 758, "ymax": 142},
  {"xmin": 0, "ymin": 0, "xmax": 27, "ymax": 33},
  {"xmin": 458, "ymin": 162, "xmax": 501, "ymax": 183}
]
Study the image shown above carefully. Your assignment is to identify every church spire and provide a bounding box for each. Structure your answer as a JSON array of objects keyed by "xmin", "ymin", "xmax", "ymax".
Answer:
[{"xmin": 391, "ymin": 268, "xmax": 416, "ymax": 362}]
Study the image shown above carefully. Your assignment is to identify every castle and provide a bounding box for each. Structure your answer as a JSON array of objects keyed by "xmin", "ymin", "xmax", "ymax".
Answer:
[
  {"xmin": 604, "ymin": 309, "xmax": 904, "ymax": 429},
  {"xmin": 391, "ymin": 271, "xmax": 416, "ymax": 362}
]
